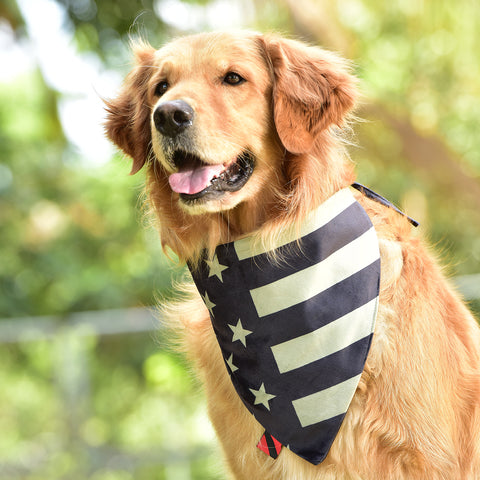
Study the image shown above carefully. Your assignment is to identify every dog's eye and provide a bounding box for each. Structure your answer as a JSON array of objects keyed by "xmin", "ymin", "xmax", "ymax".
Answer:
[
  {"xmin": 155, "ymin": 81, "xmax": 169, "ymax": 97},
  {"xmin": 223, "ymin": 72, "xmax": 245, "ymax": 86}
]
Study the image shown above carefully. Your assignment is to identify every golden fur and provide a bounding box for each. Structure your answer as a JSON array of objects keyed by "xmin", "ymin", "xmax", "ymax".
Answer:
[{"xmin": 105, "ymin": 31, "xmax": 480, "ymax": 479}]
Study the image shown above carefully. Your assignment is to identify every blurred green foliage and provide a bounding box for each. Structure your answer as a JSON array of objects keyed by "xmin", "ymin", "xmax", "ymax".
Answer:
[
  {"xmin": 0, "ymin": 70, "xmax": 176, "ymax": 317},
  {"xmin": 0, "ymin": 0, "xmax": 479, "ymax": 478},
  {"xmin": 58, "ymin": 0, "xmax": 169, "ymax": 67},
  {"xmin": 1, "ymin": 331, "xmax": 223, "ymax": 479}
]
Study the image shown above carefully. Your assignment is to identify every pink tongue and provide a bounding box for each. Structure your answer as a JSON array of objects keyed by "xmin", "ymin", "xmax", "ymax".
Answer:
[{"xmin": 168, "ymin": 164, "xmax": 225, "ymax": 194}]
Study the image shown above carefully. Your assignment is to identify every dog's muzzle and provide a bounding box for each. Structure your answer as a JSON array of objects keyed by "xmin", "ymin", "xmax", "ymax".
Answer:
[{"xmin": 153, "ymin": 100, "xmax": 255, "ymax": 203}]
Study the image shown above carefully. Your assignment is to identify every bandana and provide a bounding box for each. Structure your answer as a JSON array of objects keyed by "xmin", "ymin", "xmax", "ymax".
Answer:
[{"xmin": 189, "ymin": 187, "xmax": 381, "ymax": 465}]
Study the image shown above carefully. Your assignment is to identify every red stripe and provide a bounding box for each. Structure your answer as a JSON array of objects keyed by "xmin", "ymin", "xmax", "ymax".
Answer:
[{"xmin": 257, "ymin": 432, "xmax": 282, "ymax": 459}]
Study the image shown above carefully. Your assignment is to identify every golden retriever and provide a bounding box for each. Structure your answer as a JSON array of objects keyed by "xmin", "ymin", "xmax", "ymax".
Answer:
[{"xmin": 105, "ymin": 31, "xmax": 480, "ymax": 479}]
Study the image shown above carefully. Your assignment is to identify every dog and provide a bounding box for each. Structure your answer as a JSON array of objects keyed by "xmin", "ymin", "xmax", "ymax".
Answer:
[{"xmin": 105, "ymin": 31, "xmax": 480, "ymax": 479}]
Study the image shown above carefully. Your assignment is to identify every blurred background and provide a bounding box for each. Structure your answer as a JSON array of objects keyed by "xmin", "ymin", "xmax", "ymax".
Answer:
[{"xmin": 0, "ymin": 0, "xmax": 479, "ymax": 478}]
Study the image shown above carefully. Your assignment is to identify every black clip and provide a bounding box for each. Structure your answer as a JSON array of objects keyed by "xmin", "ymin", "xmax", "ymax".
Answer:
[{"xmin": 352, "ymin": 182, "xmax": 419, "ymax": 227}]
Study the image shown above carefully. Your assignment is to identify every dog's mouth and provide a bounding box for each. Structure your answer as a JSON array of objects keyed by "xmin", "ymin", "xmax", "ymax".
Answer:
[{"xmin": 168, "ymin": 150, "xmax": 255, "ymax": 202}]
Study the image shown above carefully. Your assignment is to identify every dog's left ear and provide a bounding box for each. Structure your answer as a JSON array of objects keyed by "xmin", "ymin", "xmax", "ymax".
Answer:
[
  {"xmin": 260, "ymin": 36, "xmax": 358, "ymax": 154},
  {"xmin": 104, "ymin": 44, "xmax": 156, "ymax": 174}
]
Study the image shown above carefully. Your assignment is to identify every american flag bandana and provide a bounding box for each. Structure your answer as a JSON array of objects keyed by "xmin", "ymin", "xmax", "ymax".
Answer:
[{"xmin": 189, "ymin": 187, "xmax": 381, "ymax": 465}]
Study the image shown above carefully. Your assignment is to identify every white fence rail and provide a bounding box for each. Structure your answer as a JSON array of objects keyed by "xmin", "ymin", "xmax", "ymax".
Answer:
[
  {"xmin": 0, "ymin": 307, "xmax": 159, "ymax": 344},
  {"xmin": 454, "ymin": 273, "xmax": 480, "ymax": 302},
  {"xmin": 1, "ymin": 275, "xmax": 478, "ymax": 344}
]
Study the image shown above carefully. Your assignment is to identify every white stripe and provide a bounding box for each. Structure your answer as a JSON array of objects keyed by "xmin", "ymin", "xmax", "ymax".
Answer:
[
  {"xmin": 234, "ymin": 188, "xmax": 356, "ymax": 261},
  {"xmin": 250, "ymin": 227, "xmax": 379, "ymax": 318},
  {"xmin": 271, "ymin": 297, "xmax": 378, "ymax": 374},
  {"xmin": 292, "ymin": 374, "xmax": 362, "ymax": 427}
]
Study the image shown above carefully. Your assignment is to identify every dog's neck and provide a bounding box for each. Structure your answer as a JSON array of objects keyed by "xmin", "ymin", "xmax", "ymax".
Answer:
[{"xmin": 151, "ymin": 138, "xmax": 355, "ymax": 265}]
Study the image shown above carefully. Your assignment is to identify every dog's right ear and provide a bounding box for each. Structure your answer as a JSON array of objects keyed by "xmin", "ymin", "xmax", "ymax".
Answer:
[{"xmin": 104, "ymin": 44, "xmax": 156, "ymax": 174}]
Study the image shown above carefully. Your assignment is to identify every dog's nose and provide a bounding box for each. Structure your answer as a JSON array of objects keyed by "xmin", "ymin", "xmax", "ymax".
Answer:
[{"xmin": 153, "ymin": 100, "xmax": 194, "ymax": 137}]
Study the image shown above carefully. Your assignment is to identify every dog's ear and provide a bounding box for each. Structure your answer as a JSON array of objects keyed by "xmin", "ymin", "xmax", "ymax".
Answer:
[
  {"xmin": 104, "ymin": 44, "xmax": 156, "ymax": 174},
  {"xmin": 260, "ymin": 36, "xmax": 358, "ymax": 154}
]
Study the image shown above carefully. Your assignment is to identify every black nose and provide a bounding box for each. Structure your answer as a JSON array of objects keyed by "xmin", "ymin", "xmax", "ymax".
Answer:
[{"xmin": 153, "ymin": 100, "xmax": 194, "ymax": 137}]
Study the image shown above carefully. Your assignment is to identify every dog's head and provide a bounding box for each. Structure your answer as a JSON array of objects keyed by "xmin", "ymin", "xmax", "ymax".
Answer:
[{"xmin": 105, "ymin": 31, "xmax": 357, "ymax": 259}]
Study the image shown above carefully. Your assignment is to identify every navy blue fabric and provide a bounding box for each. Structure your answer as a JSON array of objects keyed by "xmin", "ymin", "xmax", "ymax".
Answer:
[{"xmin": 189, "ymin": 193, "xmax": 381, "ymax": 465}]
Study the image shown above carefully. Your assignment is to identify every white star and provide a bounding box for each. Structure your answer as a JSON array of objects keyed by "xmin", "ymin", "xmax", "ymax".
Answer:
[
  {"xmin": 226, "ymin": 354, "xmax": 238, "ymax": 373},
  {"xmin": 249, "ymin": 383, "xmax": 276, "ymax": 411},
  {"xmin": 202, "ymin": 292, "xmax": 216, "ymax": 317},
  {"xmin": 205, "ymin": 254, "xmax": 228, "ymax": 282},
  {"xmin": 229, "ymin": 319, "xmax": 252, "ymax": 347}
]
